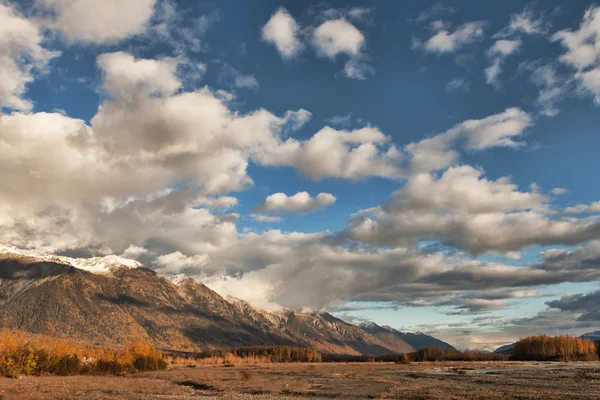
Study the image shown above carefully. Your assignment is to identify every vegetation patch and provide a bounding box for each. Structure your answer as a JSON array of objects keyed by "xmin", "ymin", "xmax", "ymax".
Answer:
[{"xmin": 0, "ymin": 329, "xmax": 166, "ymax": 377}]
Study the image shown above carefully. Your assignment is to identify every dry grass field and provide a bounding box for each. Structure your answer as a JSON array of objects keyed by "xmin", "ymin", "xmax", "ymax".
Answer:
[{"xmin": 0, "ymin": 361, "xmax": 599, "ymax": 399}]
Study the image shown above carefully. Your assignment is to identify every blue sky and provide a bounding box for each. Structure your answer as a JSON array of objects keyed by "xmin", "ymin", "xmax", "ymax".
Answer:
[{"xmin": 2, "ymin": 0, "xmax": 600, "ymax": 350}]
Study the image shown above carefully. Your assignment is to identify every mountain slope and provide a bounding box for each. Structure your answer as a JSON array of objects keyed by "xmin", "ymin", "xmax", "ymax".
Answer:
[
  {"xmin": 582, "ymin": 331, "xmax": 600, "ymax": 342},
  {"xmin": 357, "ymin": 322, "xmax": 414, "ymax": 353},
  {"xmin": 359, "ymin": 322, "xmax": 456, "ymax": 352},
  {"xmin": 493, "ymin": 343, "xmax": 515, "ymax": 354},
  {"xmin": 0, "ymin": 244, "xmax": 455, "ymax": 355}
]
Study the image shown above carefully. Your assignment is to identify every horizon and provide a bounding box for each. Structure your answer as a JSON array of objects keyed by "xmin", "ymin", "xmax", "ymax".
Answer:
[{"xmin": 1, "ymin": 0, "xmax": 600, "ymax": 352}]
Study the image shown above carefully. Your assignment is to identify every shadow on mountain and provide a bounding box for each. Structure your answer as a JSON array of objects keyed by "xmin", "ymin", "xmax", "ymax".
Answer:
[
  {"xmin": 0, "ymin": 259, "xmax": 74, "ymax": 280},
  {"xmin": 95, "ymin": 294, "xmax": 151, "ymax": 307}
]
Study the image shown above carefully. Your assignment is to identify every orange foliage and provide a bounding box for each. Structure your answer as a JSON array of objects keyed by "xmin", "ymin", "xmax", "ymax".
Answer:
[
  {"xmin": 0, "ymin": 329, "xmax": 166, "ymax": 377},
  {"xmin": 513, "ymin": 334, "xmax": 598, "ymax": 361}
]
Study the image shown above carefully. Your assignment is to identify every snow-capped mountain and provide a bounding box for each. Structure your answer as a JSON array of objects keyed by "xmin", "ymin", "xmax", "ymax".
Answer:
[
  {"xmin": 0, "ymin": 242, "xmax": 455, "ymax": 355},
  {"xmin": 0, "ymin": 242, "xmax": 143, "ymax": 275}
]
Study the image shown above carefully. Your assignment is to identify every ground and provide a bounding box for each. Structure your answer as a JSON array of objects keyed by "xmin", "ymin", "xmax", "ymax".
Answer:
[{"xmin": 0, "ymin": 361, "xmax": 599, "ymax": 399}]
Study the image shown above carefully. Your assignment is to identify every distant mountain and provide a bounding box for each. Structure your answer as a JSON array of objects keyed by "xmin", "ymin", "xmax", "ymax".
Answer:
[
  {"xmin": 0, "ymin": 243, "xmax": 453, "ymax": 356},
  {"xmin": 359, "ymin": 322, "xmax": 456, "ymax": 352},
  {"xmin": 582, "ymin": 331, "xmax": 600, "ymax": 342},
  {"xmin": 493, "ymin": 343, "xmax": 515, "ymax": 354}
]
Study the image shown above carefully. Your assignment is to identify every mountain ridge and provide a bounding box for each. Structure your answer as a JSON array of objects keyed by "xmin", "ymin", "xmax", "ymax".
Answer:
[{"xmin": 0, "ymin": 243, "xmax": 454, "ymax": 355}]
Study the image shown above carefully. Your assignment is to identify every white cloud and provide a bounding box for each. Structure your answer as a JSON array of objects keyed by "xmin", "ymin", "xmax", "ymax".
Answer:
[
  {"xmin": 576, "ymin": 67, "xmax": 600, "ymax": 104},
  {"xmin": 234, "ymin": 74, "xmax": 259, "ymax": 89},
  {"xmin": 496, "ymin": 6, "xmax": 548, "ymax": 37},
  {"xmin": 218, "ymin": 63, "xmax": 259, "ymax": 90},
  {"xmin": 97, "ymin": 52, "xmax": 181, "ymax": 101},
  {"xmin": 155, "ymin": 251, "xmax": 210, "ymax": 275},
  {"xmin": 0, "ymin": 3, "xmax": 58, "ymax": 111},
  {"xmin": 38, "ymin": 0, "xmax": 157, "ymax": 44},
  {"xmin": 261, "ymin": 126, "xmax": 404, "ymax": 180},
  {"xmin": 565, "ymin": 202, "xmax": 600, "ymax": 214},
  {"xmin": 485, "ymin": 39, "xmax": 521, "ymax": 87},
  {"xmin": 195, "ymin": 196, "xmax": 238, "ymax": 210},
  {"xmin": 262, "ymin": 7, "xmax": 303, "ymax": 59},
  {"xmin": 250, "ymin": 214, "xmax": 283, "ymax": 223},
  {"xmin": 552, "ymin": 6, "xmax": 600, "ymax": 71},
  {"xmin": 121, "ymin": 244, "xmax": 149, "ymax": 259},
  {"xmin": 326, "ymin": 113, "xmax": 353, "ymax": 126},
  {"xmin": 552, "ymin": 188, "xmax": 568, "ymax": 196},
  {"xmin": 312, "ymin": 18, "xmax": 364, "ymax": 58},
  {"xmin": 405, "ymin": 108, "xmax": 533, "ymax": 174},
  {"xmin": 345, "ymin": 165, "xmax": 600, "ymax": 255},
  {"xmin": 552, "ymin": 6, "xmax": 600, "ymax": 104},
  {"xmin": 312, "ymin": 18, "xmax": 371, "ymax": 80},
  {"xmin": 450, "ymin": 107, "xmax": 532, "ymax": 150},
  {"xmin": 256, "ymin": 192, "xmax": 336, "ymax": 213},
  {"xmin": 445, "ymin": 77, "xmax": 470, "ymax": 92},
  {"xmin": 423, "ymin": 21, "xmax": 485, "ymax": 54}
]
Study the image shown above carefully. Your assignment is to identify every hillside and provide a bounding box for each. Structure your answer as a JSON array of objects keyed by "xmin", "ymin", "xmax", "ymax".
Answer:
[
  {"xmin": 360, "ymin": 322, "xmax": 456, "ymax": 352},
  {"xmin": 0, "ymin": 243, "xmax": 453, "ymax": 356}
]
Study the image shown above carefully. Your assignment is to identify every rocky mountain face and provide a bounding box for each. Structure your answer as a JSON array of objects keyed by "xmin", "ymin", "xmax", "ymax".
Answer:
[
  {"xmin": 359, "ymin": 322, "xmax": 456, "ymax": 352},
  {"xmin": 0, "ymin": 244, "xmax": 453, "ymax": 355}
]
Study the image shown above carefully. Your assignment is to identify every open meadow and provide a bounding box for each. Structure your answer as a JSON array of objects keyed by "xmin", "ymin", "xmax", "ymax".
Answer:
[{"xmin": 1, "ymin": 361, "xmax": 600, "ymax": 400}]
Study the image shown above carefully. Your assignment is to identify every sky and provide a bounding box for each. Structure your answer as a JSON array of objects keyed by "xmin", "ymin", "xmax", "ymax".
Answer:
[{"xmin": 1, "ymin": 0, "xmax": 600, "ymax": 351}]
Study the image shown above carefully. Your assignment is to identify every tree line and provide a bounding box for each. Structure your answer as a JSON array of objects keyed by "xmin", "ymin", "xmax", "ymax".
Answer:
[
  {"xmin": 0, "ymin": 329, "xmax": 166, "ymax": 377},
  {"xmin": 166, "ymin": 346, "xmax": 323, "ymax": 365},
  {"xmin": 512, "ymin": 335, "xmax": 598, "ymax": 361}
]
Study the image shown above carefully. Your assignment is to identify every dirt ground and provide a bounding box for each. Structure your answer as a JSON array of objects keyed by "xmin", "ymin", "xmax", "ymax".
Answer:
[{"xmin": 0, "ymin": 361, "xmax": 599, "ymax": 399}]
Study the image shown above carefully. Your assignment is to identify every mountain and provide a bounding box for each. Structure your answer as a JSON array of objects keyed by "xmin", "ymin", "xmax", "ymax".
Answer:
[
  {"xmin": 582, "ymin": 330, "xmax": 600, "ymax": 342},
  {"xmin": 493, "ymin": 343, "xmax": 515, "ymax": 354},
  {"xmin": 359, "ymin": 322, "xmax": 456, "ymax": 352},
  {"xmin": 0, "ymin": 243, "xmax": 453, "ymax": 356}
]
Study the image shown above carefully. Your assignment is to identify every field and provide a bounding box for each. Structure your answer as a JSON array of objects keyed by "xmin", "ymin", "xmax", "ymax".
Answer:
[{"xmin": 1, "ymin": 361, "xmax": 600, "ymax": 399}]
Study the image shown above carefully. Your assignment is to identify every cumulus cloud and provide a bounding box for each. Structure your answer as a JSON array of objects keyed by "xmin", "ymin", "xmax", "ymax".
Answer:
[
  {"xmin": 449, "ymin": 107, "xmax": 532, "ymax": 150},
  {"xmin": 37, "ymin": 0, "xmax": 156, "ymax": 44},
  {"xmin": 97, "ymin": 52, "xmax": 181, "ymax": 100},
  {"xmin": 404, "ymin": 108, "xmax": 533, "ymax": 175},
  {"xmin": 312, "ymin": 18, "xmax": 364, "ymax": 58},
  {"xmin": 565, "ymin": 202, "xmax": 600, "ymax": 214},
  {"xmin": 154, "ymin": 251, "xmax": 210, "ymax": 275},
  {"xmin": 262, "ymin": 7, "xmax": 303, "ymax": 59},
  {"xmin": 312, "ymin": 18, "xmax": 372, "ymax": 79},
  {"xmin": 0, "ymin": 3, "xmax": 58, "ymax": 111},
  {"xmin": 256, "ymin": 192, "xmax": 336, "ymax": 213},
  {"xmin": 421, "ymin": 21, "xmax": 485, "ymax": 54},
  {"xmin": 345, "ymin": 165, "xmax": 600, "ymax": 255},
  {"xmin": 552, "ymin": 6, "xmax": 600, "ymax": 104}
]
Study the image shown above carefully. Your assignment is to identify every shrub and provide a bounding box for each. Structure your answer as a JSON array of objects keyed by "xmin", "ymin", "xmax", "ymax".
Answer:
[
  {"xmin": 0, "ymin": 329, "xmax": 167, "ymax": 377},
  {"xmin": 398, "ymin": 347, "xmax": 507, "ymax": 362}
]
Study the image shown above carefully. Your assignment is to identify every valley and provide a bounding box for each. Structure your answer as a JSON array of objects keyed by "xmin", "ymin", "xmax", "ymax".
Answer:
[{"xmin": 1, "ymin": 361, "xmax": 600, "ymax": 399}]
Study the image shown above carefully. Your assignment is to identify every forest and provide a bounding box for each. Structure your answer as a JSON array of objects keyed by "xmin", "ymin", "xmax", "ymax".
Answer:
[{"xmin": 512, "ymin": 335, "xmax": 598, "ymax": 361}]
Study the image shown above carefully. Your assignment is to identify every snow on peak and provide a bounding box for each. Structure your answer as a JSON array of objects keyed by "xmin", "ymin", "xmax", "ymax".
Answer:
[
  {"xmin": 67, "ymin": 255, "xmax": 144, "ymax": 275},
  {"xmin": 0, "ymin": 242, "xmax": 144, "ymax": 276},
  {"xmin": 167, "ymin": 274, "xmax": 191, "ymax": 286}
]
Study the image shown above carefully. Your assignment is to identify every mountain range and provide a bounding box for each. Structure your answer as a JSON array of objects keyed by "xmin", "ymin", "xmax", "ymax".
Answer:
[{"xmin": 0, "ymin": 243, "xmax": 453, "ymax": 356}]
